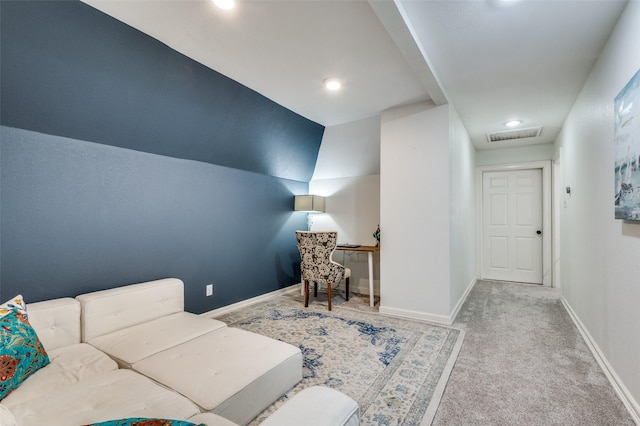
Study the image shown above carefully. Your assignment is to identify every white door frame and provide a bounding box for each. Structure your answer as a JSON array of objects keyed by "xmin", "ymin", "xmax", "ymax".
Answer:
[{"xmin": 476, "ymin": 160, "xmax": 553, "ymax": 286}]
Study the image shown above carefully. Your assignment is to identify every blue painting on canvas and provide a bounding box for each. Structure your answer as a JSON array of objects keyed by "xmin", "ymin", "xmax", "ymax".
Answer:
[{"xmin": 614, "ymin": 68, "xmax": 640, "ymax": 220}]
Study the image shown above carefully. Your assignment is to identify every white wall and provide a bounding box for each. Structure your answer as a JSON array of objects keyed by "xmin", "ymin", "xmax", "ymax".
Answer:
[
  {"xmin": 312, "ymin": 116, "xmax": 380, "ymax": 180},
  {"xmin": 310, "ymin": 175, "xmax": 380, "ymax": 294},
  {"xmin": 555, "ymin": 1, "xmax": 640, "ymax": 416},
  {"xmin": 380, "ymin": 101, "xmax": 452, "ymax": 320},
  {"xmin": 309, "ymin": 116, "xmax": 381, "ymax": 294},
  {"xmin": 552, "ymin": 150, "xmax": 563, "ymax": 289},
  {"xmin": 449, "ymin": 107, "xmax": 476, "ymax": 313},
  {"xmin": 475, "ymin": 143, "xmax": 555, "ymax": 166}
]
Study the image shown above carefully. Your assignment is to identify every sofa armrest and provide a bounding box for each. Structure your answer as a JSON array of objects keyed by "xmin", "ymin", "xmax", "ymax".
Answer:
[{"xmin": 76, "ymin": 278, "xmax": 184, "ymax": 342}]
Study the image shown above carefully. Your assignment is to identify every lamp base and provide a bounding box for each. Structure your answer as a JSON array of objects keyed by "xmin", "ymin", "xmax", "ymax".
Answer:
[{"xmin": 307, "ymin": 213, "xmax": 314, "ymax": 231}]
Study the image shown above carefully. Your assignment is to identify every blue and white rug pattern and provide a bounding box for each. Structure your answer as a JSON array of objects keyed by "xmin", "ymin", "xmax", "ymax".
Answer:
[{"xmin": 216, "ymin": 295, "xmax": 463, "ymax": 426}]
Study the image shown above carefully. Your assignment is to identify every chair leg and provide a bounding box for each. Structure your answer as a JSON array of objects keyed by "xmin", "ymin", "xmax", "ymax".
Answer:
[
  {"xmin": 327, "ymin": 283, "xmax": 332, "ymax": 311},
  {"xmin": 304, "ymin": 280, "xmax": 310, "ymax": 308},
  {"xmin": 345, "ymin": 277, "xmax": 350, "ymax": 301},
  {"xmin": 314, "ymin": 282, "xmax": 318, "ymax": 298}
]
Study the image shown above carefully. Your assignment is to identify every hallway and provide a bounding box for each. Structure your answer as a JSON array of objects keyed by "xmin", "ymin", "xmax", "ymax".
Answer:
[{"xmin": 432, "ymin": 280, "xmax": 634, "ymax": 425}]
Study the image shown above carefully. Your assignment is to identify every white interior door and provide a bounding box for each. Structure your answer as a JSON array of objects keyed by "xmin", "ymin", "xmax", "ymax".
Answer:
[{"xmin": 482, "ymin": 169, "xmax": 543, "ymax": 284}]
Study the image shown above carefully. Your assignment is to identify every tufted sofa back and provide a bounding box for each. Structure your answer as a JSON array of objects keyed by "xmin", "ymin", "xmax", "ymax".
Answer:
[{"xmin": 76, "ymin": 278, "xmax": 184, "ymax": 342}]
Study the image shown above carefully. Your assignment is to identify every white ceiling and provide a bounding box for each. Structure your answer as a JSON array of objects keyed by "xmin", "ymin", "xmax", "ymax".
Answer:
[{"xmin": 82, "ymin": 0, "xmax": 627, "ymax": 150}]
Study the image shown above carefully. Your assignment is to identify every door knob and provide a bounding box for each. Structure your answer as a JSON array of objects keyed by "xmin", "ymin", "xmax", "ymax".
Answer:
[{"xmin": 536, "ymin": 230, "xmax": 542, "ymax": 235}]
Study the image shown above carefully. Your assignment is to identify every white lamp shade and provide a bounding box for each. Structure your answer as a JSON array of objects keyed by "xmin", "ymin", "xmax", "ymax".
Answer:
[{"xmin": 294, "ymin": 195, "xmax": 325, "ymax": 212}]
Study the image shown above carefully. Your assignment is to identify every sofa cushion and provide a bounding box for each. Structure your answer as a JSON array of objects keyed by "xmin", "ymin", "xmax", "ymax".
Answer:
[
  {"xmin": 187, "ymin": 413, "xmax": 239, "ymax": 426},
  {"xmin": 9, "ymin": 369, "xmax": 200, "ymax": 426},
  {"xmin": 77, "ymin": 278, "xmax": 185, "ymax": 342},
  {"xmin": 88, "ymin": 312, "xmax": 227, "ymax": 367},
  {"xmin": 260, "ymin": 386, "xmax": 360, "ymax": 426},
  {"xmin": 132, "ymin": 327, "xmax": 303, "ymax": 425},
  {"xmin": 1, "ymin": 343, "xmax": 117, "ymax": 408},
  {"xmin": 0, "ymin": 404, "xmax": 16, "ymax": 426},
  {"xmin": 0, "ymin": 309, "xmax": 50, "ymax": 400},
  {"xmin": 27, "ymin": 298, "xmax": 81, "ymax": 351}
]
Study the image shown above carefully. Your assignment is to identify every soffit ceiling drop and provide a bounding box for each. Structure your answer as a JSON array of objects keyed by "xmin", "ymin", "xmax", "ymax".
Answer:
[{"xmin": 395, "ymin": 0, "xmax": 627, "ymax": 149}]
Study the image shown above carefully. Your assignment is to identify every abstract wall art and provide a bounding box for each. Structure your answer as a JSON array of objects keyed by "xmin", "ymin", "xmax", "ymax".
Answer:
[{"xmin": 614, "ymin": 68, "xmax": 640, "ymax": 220}]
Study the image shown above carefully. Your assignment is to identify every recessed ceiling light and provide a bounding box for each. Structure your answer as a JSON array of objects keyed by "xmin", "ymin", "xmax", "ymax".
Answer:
[
  {"xmin": 213, "ymin": 0, "xmax": 235, "ymax": 10},
  {"xmin": 505, "ymin": 120, "xmax": 522, "ymax": 127},
  {"xmin": 323, "ymin": 78, "xmax": 342, "ymax": 91}
]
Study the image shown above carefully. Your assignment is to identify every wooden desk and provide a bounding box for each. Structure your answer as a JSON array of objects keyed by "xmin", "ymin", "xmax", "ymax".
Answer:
[{"xmin": 334, "ymin": 245, "xmax": 380, "ymax": 307}]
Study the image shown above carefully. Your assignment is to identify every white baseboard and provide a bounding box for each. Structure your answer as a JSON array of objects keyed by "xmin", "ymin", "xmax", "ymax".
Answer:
[
  {"xmin": 450, "ymin": 277, "xmax": 477, "ymax": 324},
  {"xmin": 379, "ymin": 305, "xmax": 453, "ymax": 325},
  {"xmin": 561, "ymin": 298, "xmax": 640, "ymax": 424},
  {"xmin": 353, "ymin": 278, "xmax": 380, "ymax": 296},
  {"xmin": 201, "ymin": 285, "xmax": 299, "ymax": 319},
  {"xmin": 378, "ymin": 277, "xmax": 477, "ymax": 326}
]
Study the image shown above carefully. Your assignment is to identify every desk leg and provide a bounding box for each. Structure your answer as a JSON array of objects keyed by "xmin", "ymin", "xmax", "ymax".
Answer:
[{"xmin": 368, "ymin": 251, "xmax": 374, "ymax": 307}]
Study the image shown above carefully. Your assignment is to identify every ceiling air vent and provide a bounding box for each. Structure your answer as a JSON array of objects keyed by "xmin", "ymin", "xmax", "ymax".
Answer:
[{"xmin": 486, "ymin": 127, "xmax": 543, "ymax": 143}]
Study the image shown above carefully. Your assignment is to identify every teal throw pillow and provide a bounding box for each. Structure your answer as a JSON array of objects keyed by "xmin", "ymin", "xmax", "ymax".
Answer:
[
  {"xmin": 86, "ymin": 419, "xmax": 204, "ymax": 426},
  {"xmin": 0, "ymin": 308, "xmax": 50, "ymax": 400}
]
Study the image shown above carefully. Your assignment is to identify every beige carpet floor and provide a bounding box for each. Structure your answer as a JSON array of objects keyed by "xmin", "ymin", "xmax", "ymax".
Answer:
[
  {"xmin": 226, "ymin": 281, "xmax": 635, "ymax": 424},
  {"xmin": 432, "ymin": 280, "xmax": 635, "ymax": 425}
]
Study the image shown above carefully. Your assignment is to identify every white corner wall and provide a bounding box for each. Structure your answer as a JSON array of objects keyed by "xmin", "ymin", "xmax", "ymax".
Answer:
[
  {"xmin": 310, "ymin": 175, "xmax": 380, "ymax": 294},
  {"xmin": 380, "ymin": 101, "xmax": 451, "ymax": 321},
  {"xmin": 449, "ymin": 107, "xmax": 477, "ymax": 315},
  {"xmin": 311, "ymin": 103, "xmax": 476, "ymax": 323},
  {"xmin": 556, "ymin": 1, "xmax": 640, "ymax": 417}
]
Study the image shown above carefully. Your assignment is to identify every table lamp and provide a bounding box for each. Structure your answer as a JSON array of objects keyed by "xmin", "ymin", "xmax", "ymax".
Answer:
[{"xmin": 294, "ymin": 195, "xmax": 325, "ymax": 230}]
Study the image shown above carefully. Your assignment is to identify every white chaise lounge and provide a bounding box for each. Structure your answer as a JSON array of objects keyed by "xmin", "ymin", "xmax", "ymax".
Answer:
[{"xmin": 76, "ymin": 278, "xmax": 303, "ymax": 424}]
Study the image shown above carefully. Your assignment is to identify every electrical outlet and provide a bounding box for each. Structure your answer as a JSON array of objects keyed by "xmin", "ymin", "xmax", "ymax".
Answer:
[{"xmin": 206, "ymin": 284, "xmax": 213, "ymax": 297}]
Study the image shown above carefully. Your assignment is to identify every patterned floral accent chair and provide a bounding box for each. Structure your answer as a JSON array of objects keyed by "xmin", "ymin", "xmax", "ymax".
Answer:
[{"xmin": 296, "ymin": 231, "xmax": 351, "ymax": 311}]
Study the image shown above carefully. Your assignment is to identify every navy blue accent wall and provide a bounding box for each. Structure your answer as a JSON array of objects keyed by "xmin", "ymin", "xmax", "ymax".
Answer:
[
  {"xmin": 1, "ymin": 126, "xmax": 308, "ymax": 312},
  {"xmin": 1, "ymin": 0, "xmax": 323, "ymax": 182},
  {"xmin": 0, "ymin": 1, "xmax": 318, "ymax": 310}
]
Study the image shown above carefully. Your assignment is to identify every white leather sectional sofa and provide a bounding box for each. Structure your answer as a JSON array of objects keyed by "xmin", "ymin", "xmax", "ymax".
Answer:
[{"xmin": 0, "ymin": 278, "xmax": 360, "ymax": 426}]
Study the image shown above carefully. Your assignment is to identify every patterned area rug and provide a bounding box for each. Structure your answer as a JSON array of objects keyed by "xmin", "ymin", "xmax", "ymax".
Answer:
[{"xmin": 215, "ymin": 293, "xmax": 464, "ymax": 425}]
